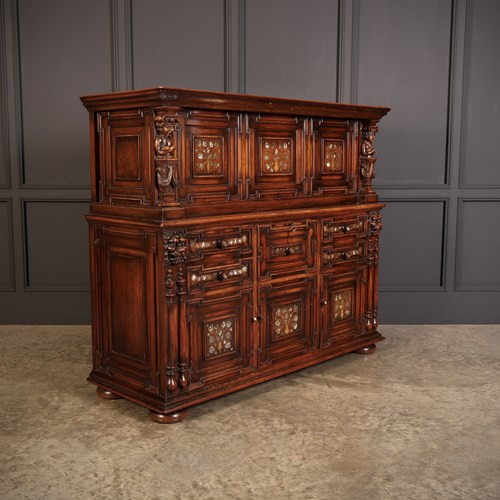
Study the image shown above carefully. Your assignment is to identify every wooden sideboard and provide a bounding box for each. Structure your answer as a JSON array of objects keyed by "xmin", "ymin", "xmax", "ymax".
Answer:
[{"xmin": 80, "ymin": 88, "xmax": 390, "ymax": 423}]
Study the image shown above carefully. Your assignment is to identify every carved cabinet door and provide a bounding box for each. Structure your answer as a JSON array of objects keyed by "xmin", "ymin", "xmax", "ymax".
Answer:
[
  {"xmin": 187, "ymin": 291, "xmax": 255, "ymax": 387},
  {"xmin": 320, "ymin": 268, "xmax": 367, "ymax": 347},
  {"xmin": 258, "ymin": 278, "xmax": 316, "ymax": 366}
]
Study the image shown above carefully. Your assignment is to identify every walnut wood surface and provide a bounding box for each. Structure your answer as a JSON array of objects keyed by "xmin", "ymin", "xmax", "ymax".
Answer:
[{"xmin": 82, "ymin": 87, "xmax": 389, "ymax": 422}]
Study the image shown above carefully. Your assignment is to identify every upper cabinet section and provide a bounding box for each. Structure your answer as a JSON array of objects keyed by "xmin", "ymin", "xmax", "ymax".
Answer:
[{"xmin": 81, "ymin": 88, "xmax": 389, "ymax": 213}]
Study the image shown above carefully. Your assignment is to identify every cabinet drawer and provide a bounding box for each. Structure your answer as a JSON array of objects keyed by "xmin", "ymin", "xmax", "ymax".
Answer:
[
  {"xmin": 188, "ymin": 227, "xmax": 252, "ymax": 262},
  {"xmin": 322, "ymin": 241, "xmax": 365, "ymax": 271},
  {"xmin": 188, "ymin": 258, "xmax": 252, "ymax": 292},
  {"xmin": 322, "ymin": 215, "xmax": 365, "ymax": 243},
  {"xmin": 259, "ymin": 221, "xmax": 315, "ymax": 278}
]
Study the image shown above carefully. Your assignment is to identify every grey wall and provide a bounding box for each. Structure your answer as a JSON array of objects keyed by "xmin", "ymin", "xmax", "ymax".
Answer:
[{"xmin": 0, "ymin": 0, "xmax": 499, "ymax": 324}]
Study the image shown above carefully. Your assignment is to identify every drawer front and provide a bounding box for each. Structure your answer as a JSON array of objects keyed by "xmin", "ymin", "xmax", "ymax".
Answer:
[
  {"xmin": 322, "ymin": 240, "xmax": 365, "ymax": 271},
  {"xmin": 188, "ymin": 226, "xmax": 252, "ymax": 262},
  {"xmin": 259, "ymin": 221, "xmax": 315, "ymax": 278},
  {"xmin": 322, "ymin": 215, "xmax": 365, "ymax": 243},
  {"xmin": 188, "ymin": 258, "xmax": 252, "ymax": 293}
]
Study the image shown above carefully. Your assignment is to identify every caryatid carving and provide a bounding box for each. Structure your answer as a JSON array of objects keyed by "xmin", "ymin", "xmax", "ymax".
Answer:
[
  {"xmin": 154, "ymin": 113, "xmax": 179, "ymax": 197},
  {"xmin": 360, "ymin": 124, "xmax": 378, "ymax": 193}
]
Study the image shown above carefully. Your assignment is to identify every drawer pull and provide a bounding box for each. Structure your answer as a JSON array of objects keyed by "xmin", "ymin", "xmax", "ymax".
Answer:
[
  {"xmin": 323, "ymin": 222, "xmax": 362, "ymax": 235},
  {"xmin": 190, "ymin": 234, "xmax": 247, "ymax": 252},
  {"xmin": 251, "ymin": 315, "xmax": 262, "ymax": 323},
  {"xmin": 320, "ymin": 299, "xmax": 328, "ymax": 306},
  {"xmin": 323, "ymin": 247, "xmax": 362, "ymax": 262},
  {"xmin": 191, "ymin": 265, "xmax": 249, "ymax": 285},
  {"xmin": 272, "ymin": 244, "xmax": 302, "ymax": 257}
]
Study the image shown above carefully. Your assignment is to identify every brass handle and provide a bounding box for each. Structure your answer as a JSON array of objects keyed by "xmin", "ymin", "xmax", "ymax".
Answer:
[{"xmin": 321, "ymin": 299, "xmax": 328, "ymax": 306}]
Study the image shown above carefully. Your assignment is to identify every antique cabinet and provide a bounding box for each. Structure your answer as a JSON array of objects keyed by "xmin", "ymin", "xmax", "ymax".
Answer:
[{"xmin": 80, "ymin": 88, "xmax": 389, "ymax": 423}]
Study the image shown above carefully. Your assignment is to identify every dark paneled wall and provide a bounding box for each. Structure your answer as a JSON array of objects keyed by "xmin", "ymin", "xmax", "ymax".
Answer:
[{"xmin": 0, "ymin": 0, "xmax": 498, "ymax": 323}]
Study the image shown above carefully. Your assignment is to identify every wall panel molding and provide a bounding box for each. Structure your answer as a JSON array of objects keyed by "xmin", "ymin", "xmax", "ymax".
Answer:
[
  {"xmin": 111, "ymin": 0, "xmax": 133, "ymax": 92},
  {"xmin": 0, "ymin": 0, "xmax": 11, "ymax": 189},
  {"xmin": 454, "ymin": 198, "xmax": 500, "ymax": 291},
  {"xmin": 378, "ymin": 198, "xmax": 448, "ymax": 292},
  {"xmin": 0, "ymin": 198, "xmax": 15, "ymax": 290}
]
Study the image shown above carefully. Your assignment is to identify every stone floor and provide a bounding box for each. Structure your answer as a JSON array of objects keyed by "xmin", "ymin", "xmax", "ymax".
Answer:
[{"xmin": 0, "ymin": 325, "xmax": 499, "ymax": 499}]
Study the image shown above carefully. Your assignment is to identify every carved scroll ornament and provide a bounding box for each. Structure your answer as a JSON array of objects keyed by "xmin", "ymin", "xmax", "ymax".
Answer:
[{"xmin": 155, "ymin": 113, "xmax": 180, "ymax": 201}]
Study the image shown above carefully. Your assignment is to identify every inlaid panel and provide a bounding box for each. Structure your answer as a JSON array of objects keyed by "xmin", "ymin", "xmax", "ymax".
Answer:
[
  {"xmin": 323, "ymin": 140, "xmax": 343, "ymax": 173},
  {"xmin": 333, "ymin": 290, "xmax": 353, "ymax": 322},
  {"xmin": 272, "ymin": 301, "xmax": 301, "ymax": 339},
  {"xmin": 460, "ymin": 0, "xmax": 500, "ymax": 186},
  {"xmin": 18, "ymin": 0, "xmax": 112, "ymax": 186},
  {"xmin": 24, "ymin": 201, "xmax": 89, "ymax": 289},
  {"xmin": 193, "ymin": 137, "xmax": 223, "ymax": 176},
  {"xmin": 357, "ymin": 0, "xmax": 452, "ymax": 186},
  {"xmin": 261, "ymin": 139, "xmax": 292, "ymax": 174},
  {"xmin": 205, "ymin": 316, "xmax": 235, "ymax": 358}
]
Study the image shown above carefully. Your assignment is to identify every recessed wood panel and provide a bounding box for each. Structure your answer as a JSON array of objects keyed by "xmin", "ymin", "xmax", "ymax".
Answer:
[
  {"xmin": 18, "ymin": 0, "xmax": 112, "ymax": 186},
  {"xmin": 357, "ymin": 0, "xmax": 452, "ymax": 186},
  {"xmin": 379, "ymin": 201, "xmax": 445, "ymax": 289},
  {"xmin": 110, "ymin": 253, "xmax": 146, "ymax": 362},
  {"xmin": 245, "ymin": 0, "xmax": 338, "ymax": 101},
  {"xmin": 460, "ymin": 0, "xmax": 500, "ymax": 187},
  {"xmin": 456, "ymin": 200, "xmax": 500, "ymax": 289},
  {"xmin": 0, "ymin": 201, "xmax": 14, "ymax": 289},
  {"xmin": 24, "ymin": 201, "xmax": 89, "ymax": 289},
  {"xmin": 132, "ymin": 0, "xmax": 225, "ymax": 90}
]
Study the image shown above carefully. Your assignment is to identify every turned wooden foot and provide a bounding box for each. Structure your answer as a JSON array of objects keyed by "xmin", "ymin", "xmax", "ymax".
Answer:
[
  {"xmin": 354, "ymin": 344, "xmax": 377, "ymax": 355},
  {"xmin": 96, "ymin": 387, "xmax": 122, "ymax": 399},
  {"xmin": 149, "ymin": 409, "xmax": 188, "ymax": 424}
]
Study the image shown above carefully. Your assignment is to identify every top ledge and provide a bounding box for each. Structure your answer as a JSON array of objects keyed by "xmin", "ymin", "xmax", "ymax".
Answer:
[{"xmin": 80, "ymin": 86, "xmax": 390, "ymax": 120}]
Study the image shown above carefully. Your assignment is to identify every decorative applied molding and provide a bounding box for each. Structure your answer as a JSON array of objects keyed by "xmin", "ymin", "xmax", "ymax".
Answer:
[
  {"xmin": 206, "ymin": 317, "xmax": 235, "ymax": 357},
  {"xmin": 262, "ymin": 139, "xmax": 292, "ymax": 174},
  {"xmin": 359, "ymin": 124, "xmax": 378, "ymax": 193},
  {"xmin": 324, "ymin": 140, "xmax": 343, "ymax": 172},
  {"xmin": 272, "ymin": 302, "xmax": 301, "ymax": 338},
  {"xmin": 194, "ymin": 136, "xmax": 223, "ymax": 175}
]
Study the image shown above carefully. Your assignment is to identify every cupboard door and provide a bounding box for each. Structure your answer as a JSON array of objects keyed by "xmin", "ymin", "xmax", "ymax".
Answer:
[
  {"xmin": 320, "ymin": 269, "xmax": 367, "ymax": 347},
  {"xmin": 312, "ymin": 119, "xmax": 356, "ymax": 194},
  {"xmin": 259, "ymin": 278, "xmax": 315, "ymax": 365},
  {"xmin": 188, "ymin": 291, "xmax": 254, "ymax": 386},
  {"xmin": 247, "ymin": 115, "xmax": 306, "ymax": 197},
  {"xmin": 181, "ymin": 110, "xmax": 241, "ymax": 201}
]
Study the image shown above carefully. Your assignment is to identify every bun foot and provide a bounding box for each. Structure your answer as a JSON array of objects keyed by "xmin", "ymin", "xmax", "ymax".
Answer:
[
  {"xmin": 149, "ymin": 409, "xmax": 187, "ymax": 424},
  {"xmin": 96, "ymin": 387, "xmax": 122, "ymax": 399},
  {"xmin": 354, "ymin": 344, "xmax": 377, "ymax": 355}
]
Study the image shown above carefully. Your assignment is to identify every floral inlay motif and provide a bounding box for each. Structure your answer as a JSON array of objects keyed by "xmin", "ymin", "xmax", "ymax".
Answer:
[
  {"xmin": 272, "ymin": 301, "xmax": 301, "ymax": 338},
  {"xmin": 194, "ymin": 137, "xmax": 223, "ymax": 175},
  {"xmin": 262, "ymin": 139, "xmax": 292, "ymax": 174},
  {"xmin": 206, "ymin": 317, "xmax": 235, "ymax": 357},
  {"xmin": 333, "ymin": 290, "xmax": 352, "ymax": 321},
  {"xmin": 324, "ymin": 140, "xmax": 343, "ymax": 172}
]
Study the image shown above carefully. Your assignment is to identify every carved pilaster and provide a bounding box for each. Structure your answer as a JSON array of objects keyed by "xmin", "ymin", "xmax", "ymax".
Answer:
[
  {"xmin": 155, "ymin": 111, "xmax": 180, "ymax": 205},
  {"xmin": 163, "ymin": 231, "xmax": 186, "ymax": 392},
  {"xmin": 359, "ymin": 124, "xmax": 378, "ymax": 195},
  {"xmin": 365, "ymin": 210, "xmax": 382, "ymax": 334}
]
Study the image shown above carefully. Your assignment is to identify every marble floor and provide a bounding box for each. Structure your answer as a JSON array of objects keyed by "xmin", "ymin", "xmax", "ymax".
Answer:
[{"xmin": 0, "ymin": 324, "xmax": 499, "ymax": 499}]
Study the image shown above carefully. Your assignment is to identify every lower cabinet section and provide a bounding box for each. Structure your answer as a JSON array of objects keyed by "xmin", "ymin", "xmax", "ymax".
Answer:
[{"xmin": 87, "ymin": 209, "xmax": 383, "ymax": 422}]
